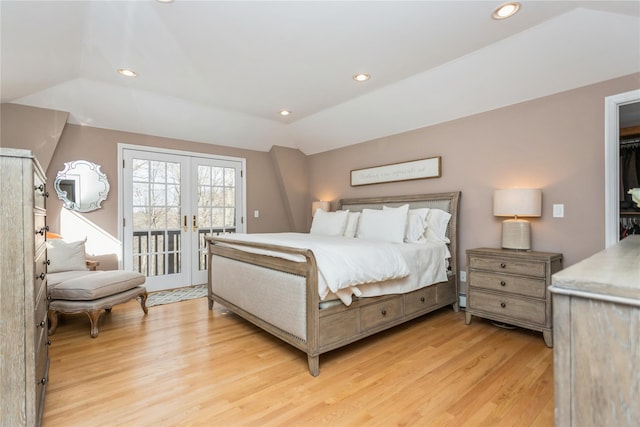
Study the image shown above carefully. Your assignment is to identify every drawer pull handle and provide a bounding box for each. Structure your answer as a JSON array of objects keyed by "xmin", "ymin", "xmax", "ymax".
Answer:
[
  {"xmin": 500, "ymin": 281, "xmax": 506, "ymax": 286},
  {"xmin": 45, "ymin": 191, "xmax": 49, "ymax": 198},
  {"xmin": 40, "ymin": 377, "xmax": 47, "ymax": 385},
  {"xmin": 47, "ymin": 295, "xmax": 52, "ymax": 301},
  {"xmin": 34, "ymin": 184, "xmax": 44, "ymax": 192},
  {"xmin": 38, "ymin": 273, "xmax": 45, "ymax": 280},
  {"xmin": 46, "ymin": 259, "xmax": 51, "ymax": 265},
  {"xmin": 381, "ymin": 309, "xmax": 387, "ymax": 316},
  {"xmin": 35, "ymin": 225, "xmax": 49, "ymax": 236},
  {"xmin": 500, "ymin": 263, "xmax": 506, "ymax": 269},
  {"xmin": 420, "ymin": 296, "xmax": 425, "ymax": 303},
  {"xmin": 39, "ymin": 320, "xmax": 46, "ymax": 328},
  {"xmin": 500, "ymin": 302, "xmax": 506, "ymax": 308},
  {"xmin": 47, "ymin": 340, "xmax": 52, "ymax": 346}
]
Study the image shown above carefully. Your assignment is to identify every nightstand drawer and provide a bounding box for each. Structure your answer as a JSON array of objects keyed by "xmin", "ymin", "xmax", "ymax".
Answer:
[
  {"xmin": 469, "ymin": 256, "xmax": 545, "ymax": 277},
  {"xmin": 468, "ymin": 271, "xmax": 546, "ymax": 298},
  {"xmin": 469, "ymin": 290, "xmax": 546, "ymax": 325}
]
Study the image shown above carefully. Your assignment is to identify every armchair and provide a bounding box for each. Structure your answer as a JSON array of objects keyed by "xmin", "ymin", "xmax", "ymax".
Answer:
[{"xmin": 46, "ymin": 238, "xmax": 148, "ymax": 338}]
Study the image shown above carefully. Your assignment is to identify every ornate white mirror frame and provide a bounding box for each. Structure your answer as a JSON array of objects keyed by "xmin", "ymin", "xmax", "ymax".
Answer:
[{"xmin": 54, "ymin": 160, "xmax": 110, "ymax": 212}]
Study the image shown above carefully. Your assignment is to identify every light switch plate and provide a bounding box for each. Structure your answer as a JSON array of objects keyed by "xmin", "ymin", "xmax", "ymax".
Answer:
[{"xmin": 553, "ymin": 204, "xmax": 564, "ymax": 218}]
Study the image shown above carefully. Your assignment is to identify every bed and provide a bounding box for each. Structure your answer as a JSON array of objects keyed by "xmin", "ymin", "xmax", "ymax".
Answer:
[{"xmin": 205, "ymin": 192, "xmax": 460, "ymax": 376}]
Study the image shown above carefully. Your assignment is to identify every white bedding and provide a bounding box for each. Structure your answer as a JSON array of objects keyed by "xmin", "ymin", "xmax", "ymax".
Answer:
[{"xmin": 211, "ymin": 232, "xmax": 450, "ymax": 306}]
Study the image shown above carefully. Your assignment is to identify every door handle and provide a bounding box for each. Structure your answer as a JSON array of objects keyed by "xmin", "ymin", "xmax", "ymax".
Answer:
[
  {"xmin": 183, "ymin": 215, "xmax": 187, "ymax": 232},
  {"xmin": 193, "ymin": 215, "xmax": 197, "ymax": 232}
]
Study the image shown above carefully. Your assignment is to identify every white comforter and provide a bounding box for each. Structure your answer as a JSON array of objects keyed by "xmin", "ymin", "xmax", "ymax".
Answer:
[{"xmin": 213, "ymin": 233, "xmax": 450, "ymax": 305}]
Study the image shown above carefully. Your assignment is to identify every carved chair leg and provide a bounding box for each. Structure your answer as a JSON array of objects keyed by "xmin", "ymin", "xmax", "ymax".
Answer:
[
  {"xmin": 48, "ymin": 309, "xmax": 59, "ymax": 336},
  {"xmin": 139, "ymin": 292, "xmax": 148, "ymax": 314},
  {"xmin": 86, "ymin": 309, "xmax": 104, "ymax": 338}
]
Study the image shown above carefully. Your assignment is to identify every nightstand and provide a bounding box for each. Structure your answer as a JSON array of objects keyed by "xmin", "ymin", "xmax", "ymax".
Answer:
[{"xmin": 465, "ymin": 248, "xmax": 563, "ymax": 347}]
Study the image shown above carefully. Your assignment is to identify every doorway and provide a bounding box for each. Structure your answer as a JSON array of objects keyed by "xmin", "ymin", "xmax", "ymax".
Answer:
[
  {"xmin": 119, "ymin": 144, "xmax": 246, "ymax": 291},
  {"xmin": 604, "ymin": 89, "xmax": 640, "ymax": 247}
]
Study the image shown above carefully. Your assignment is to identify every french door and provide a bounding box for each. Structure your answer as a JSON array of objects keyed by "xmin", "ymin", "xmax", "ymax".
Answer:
[{"xmin": 121, "ymin": 146, "xmax": 245, "ymax": 291}]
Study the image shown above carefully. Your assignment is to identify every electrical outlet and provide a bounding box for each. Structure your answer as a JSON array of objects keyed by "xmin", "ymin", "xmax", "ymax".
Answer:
[{"xmin": 459, "ymin": 270, "xmax": 467, "ymax": 282}]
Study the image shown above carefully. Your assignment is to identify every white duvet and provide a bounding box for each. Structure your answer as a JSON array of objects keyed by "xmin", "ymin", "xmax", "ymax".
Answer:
[{"xmin": 213, "ymin": 232, "xmax": 450, "ymax": 305}]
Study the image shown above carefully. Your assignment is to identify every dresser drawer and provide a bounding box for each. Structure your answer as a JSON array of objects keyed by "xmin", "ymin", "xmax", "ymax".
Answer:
[
  {"xmin": 34, "ymin": 213, "xmax": 47, "ymax": 249},
  {"xmin": 35, "ymin": 342, "xmax": 49, "ymax": 413},
  {"xmin": 34, "ymin": 249, "xmax": 48, "ymax": 304},
  {"xmin": 361, "ymin": 297, "xmax": 402, "ymax": 331},
  {"xmin": 404, "ymin": 286, "xmax": 437, "ymax": 316},
  {"xmin": 34, "ymin": 289, "xmax": 48, "ymax": 349},
  {"xmin": 469, "ymin": 290, "xmax": 546, "ymax": 325},
  {"xmin": 469, "ymin": 256, "xmax": 546, "ymax": 277},
  {"xmin": 468, "ymin": 271, "xmax": 546, "ymax": 298},
  {"xmin": 34, "ymin": 172, "xmax": 47, "ymax": 210}
]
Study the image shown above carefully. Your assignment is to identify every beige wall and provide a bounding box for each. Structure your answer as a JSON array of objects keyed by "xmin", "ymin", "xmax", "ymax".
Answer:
[
  {"xmin": 1, "ymin": 103, "xmax": 69, "ymax": 171},
  {"xmin": 309, "ymin": 73, "xmax": 640, "ymax": 270},
  {"xmin": 269, "ymin": 145, "xmax": 311, "ymax": 231},
  {"xmin": 46, "ymin": 125, "xmax": 292, "ymax": 262}
]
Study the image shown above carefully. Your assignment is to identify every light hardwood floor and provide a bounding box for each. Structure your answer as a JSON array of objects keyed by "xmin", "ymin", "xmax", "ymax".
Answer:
[{"xmin": 43, "ymin": 297, "xmax": 554, "ymax": 426}]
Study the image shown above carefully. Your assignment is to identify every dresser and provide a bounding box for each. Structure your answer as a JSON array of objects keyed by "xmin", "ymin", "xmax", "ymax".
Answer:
[
  {"xmin": 1, "ymin": 148, "xmax": 50, "ymax": 426},
  {"xmin": 550, "ymin": 236, "xmax": 639, "ymax": 427},
  {"xmin": 465, "ymin": 248, "xmax": 563, "ymax": 347}
]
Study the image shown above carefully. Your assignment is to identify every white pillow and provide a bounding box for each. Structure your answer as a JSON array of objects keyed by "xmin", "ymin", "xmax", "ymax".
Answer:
[
  {"xmin": 46, "ymin": 238, "xmax": 88, "ymax": 273},
  {"xmin": 356, "ymin": 205, "xmax": 409, "ymax": 243},
  {"xmin": 342, "ymin": 212, "xmax": 361, "ymax": 238},
  {"xmin": 406, "ymin": 208, "xmax": 430, "ymax": 243},
  {"xmin": 425, "ymin": 209, "xmax": 452, "ymax": 243},
  {"xmin": 310, "ymin": 209, "xmax": 350, "ymax": 236},
  {"xmin": 383, "ymin": 206, "xmax": 430, "ymax": 243}
]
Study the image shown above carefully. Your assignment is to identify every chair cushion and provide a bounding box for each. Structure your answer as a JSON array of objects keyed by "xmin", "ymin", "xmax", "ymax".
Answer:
[
  {"xmin": 48, "ymin": 270, "xmax": 145, "ymax": 301},
  {"xmin": 48, "ymin": 270, "xmax": 96, "ymax": 287}
]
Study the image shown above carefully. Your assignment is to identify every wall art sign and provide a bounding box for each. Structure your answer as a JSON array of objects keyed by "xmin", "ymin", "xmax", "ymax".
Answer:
[{"xmin": 350, "ymin": 156, "xmax": 441, "ymax": 186}]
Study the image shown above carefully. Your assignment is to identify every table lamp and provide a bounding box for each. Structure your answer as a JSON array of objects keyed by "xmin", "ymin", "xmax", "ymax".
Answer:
[
  {"xmin": 493, "ymin": 188, "xmax": 541, "ymax": 250},
  {"xmin": 311, "ymin": 201, "xmax": 330, "ymax": 217}
]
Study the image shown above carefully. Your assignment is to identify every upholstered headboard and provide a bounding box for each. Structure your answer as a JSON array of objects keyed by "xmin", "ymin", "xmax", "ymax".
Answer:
[{"xmin": 338, "ymin": 192, "xmax": 461, "ymax": 276}]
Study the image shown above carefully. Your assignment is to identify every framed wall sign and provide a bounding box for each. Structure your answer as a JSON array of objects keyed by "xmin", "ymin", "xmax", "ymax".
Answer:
[{"xmin": 350, "ymin": 156, "xmax": 441, "ymax": 186}]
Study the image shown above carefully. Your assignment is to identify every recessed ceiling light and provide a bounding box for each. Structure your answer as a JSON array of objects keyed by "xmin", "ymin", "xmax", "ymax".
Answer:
[
  {"xmin": 156, "ymin": 0, "xmax": 174, "ymax": 3},
  {"xmin": 353, "ymin": 73, "xmax": 370, "ymax": 82},
  {"xmin": 279, "ymin": 110, "xmax": 291, "ymax": 116},
  {"xmin": 118, "ymin": 68, "xmax": 137, "ymax": 77},
  {"xmin": 492, "ymin": 2, "xmax": 520, "ymax": 20}
]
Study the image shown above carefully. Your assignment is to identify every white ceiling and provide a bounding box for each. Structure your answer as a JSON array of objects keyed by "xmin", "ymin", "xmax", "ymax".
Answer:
[{"xmin": 2, "ymin": 1, "xmax": 639, "ymax": 154}]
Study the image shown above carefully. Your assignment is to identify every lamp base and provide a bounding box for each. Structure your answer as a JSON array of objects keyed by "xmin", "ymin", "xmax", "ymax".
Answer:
[{"xmin": 502, "ymin": 219, "xmax": 531, "ymax": 250}]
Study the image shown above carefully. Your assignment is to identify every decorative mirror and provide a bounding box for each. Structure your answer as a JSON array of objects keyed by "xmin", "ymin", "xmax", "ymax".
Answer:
[{"xmin": 55, "ymin": 160, "xmax": 110, "ymax": 212}]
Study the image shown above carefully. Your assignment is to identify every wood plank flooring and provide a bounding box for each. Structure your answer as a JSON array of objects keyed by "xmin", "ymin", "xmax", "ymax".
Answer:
[{"xmin": 43, "ymin": 298, "xmax": 553, "ymax": 426}]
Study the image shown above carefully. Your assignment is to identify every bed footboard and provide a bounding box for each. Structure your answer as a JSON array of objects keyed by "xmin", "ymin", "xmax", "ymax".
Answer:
[{"xmin": 208, "ymin": 239, "xmax": 322, "ymax": 375}]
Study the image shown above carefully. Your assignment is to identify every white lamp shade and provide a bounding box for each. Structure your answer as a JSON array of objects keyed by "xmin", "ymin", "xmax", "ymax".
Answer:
[
  {"xmin": 311, "ymin": 201, "xmax": 330, "ymax": 217},
  {"xmin": 494, "ymin": 188, "xmax": 541, "ymax": 250},
  {"xmin": 493, "ymin": 189, "xmax": 542, "ymax": 217}
]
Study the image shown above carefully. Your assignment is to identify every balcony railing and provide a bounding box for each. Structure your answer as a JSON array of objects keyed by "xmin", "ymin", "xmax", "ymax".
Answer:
[{"xmin": 132, "ymin": 228, "xmax": 235, "ymax": 276}]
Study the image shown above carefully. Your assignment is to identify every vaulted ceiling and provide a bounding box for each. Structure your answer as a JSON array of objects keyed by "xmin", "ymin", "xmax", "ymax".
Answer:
[{"xmin": 2, "ymin": 1, "xmax": 639, "ymax": 154}]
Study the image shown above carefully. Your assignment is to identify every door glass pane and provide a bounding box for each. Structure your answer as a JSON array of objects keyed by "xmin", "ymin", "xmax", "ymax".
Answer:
[
  {"xmin": 132, "ymin": 159, "xmax": 182, "ymax": 277},
  {"xmin": 196, "ymin": 165, "xmax": 237, "ymax": 270}
]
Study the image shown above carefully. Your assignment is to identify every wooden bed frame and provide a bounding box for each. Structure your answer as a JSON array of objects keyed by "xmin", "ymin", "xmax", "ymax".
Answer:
[{"xmin": 206, "ymin": 192, "xmax": 460, "ymax": 376}]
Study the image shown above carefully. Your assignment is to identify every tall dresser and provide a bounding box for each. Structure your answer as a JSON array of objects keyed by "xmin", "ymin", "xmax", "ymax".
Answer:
[
  {"xmin": 1, "ymin": 148, "xmax": 50, "ymax": 426},
  {"xmin": 550, "ymin": 236, "xmax": 639, "ymax": 427}
]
